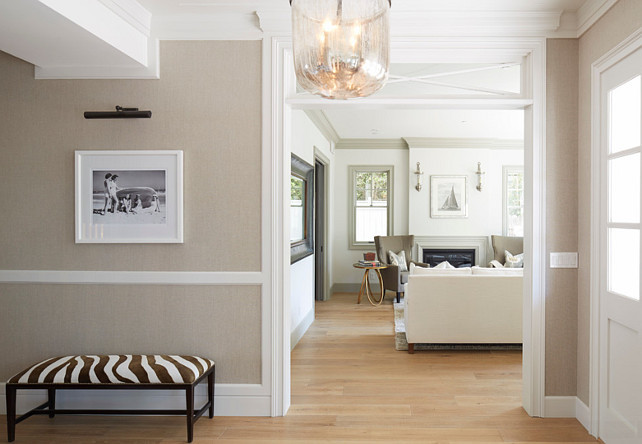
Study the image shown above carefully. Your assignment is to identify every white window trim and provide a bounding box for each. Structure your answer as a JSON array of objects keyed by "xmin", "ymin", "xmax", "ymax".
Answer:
[
  {"xmin": 348, "ymin": 165, "xmax": 394, "ymax": 250},
  {"xmin": 503, "ymin": 165, "xmax": 525, "ymax": 236}
]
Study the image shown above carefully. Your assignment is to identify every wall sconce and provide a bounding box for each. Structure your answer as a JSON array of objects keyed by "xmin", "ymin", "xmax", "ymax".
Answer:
[
  {"xmin": 475, "ymin": 162, "xmax": 485, "ymax": 191},
  {"xmin": 414, "ymin": 162, "xmax": 424, "ymax": 191}
]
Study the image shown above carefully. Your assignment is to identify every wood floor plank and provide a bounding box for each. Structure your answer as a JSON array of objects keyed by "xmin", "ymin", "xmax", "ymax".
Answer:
[{"xmin": 1, "ymin": 292, "xmax": 597, "ymax": 443}]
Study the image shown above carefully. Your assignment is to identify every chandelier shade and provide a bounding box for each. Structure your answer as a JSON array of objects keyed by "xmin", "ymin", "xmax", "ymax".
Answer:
[{"xmin": 290, "ymin": 0, "xmax": 391, "ymax": 100}]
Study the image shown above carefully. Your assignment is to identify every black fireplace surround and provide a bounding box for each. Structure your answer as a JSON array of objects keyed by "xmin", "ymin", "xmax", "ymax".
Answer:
[{"xmin": 422, "ymin": 248, "xmax": 475, "ymax": 268}]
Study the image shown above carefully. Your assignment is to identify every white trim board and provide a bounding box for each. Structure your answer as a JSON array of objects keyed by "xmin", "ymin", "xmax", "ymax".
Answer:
[
  {"xmin": 270, "ymin": 35, "xmax": 547, "ymax": 418},
  {"xmin": 0, "ymin": 382, "xmax": 270, "ymax": 416},
  {"xmin": 543, "ymin": 396, "xmax": 591, "ymax": 435},
  {"xmin": 0, "ymin": 270, "xmax": 264, "ymax": 285},
  {"xmin": 290, "ymin": 307, "xmax": 314, "ymax": 351}
]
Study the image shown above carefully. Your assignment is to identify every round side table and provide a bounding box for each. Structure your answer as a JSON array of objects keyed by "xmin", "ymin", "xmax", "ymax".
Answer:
[{"xmin": 352, "ymin": 263, "xmax": 388, "ymax": 306}]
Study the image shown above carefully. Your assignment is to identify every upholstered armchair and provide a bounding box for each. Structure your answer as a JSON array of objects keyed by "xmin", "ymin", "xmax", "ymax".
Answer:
[
  {"xmin": 490, "ymin": 235, "xmax": 524, "ymax": 265},
  {"xmin": 374, "ymin": 235, "xmax": 426, "ymax": 303}
]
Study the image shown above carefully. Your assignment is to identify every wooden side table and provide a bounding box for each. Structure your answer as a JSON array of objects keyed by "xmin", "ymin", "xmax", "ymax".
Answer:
[{"xmin": 352, "ymin": 263, "xmax": 388, "ymax": 306}]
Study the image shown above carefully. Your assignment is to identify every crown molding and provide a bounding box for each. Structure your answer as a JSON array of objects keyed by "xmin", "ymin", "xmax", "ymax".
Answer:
[
  {"xmin": 335, "ymin": 139, "xmax": 408, "ymax": 150},
  {"xmin": 98, "ymin": 0, "xmax": 152, "ymax": 36},
  {"xmin": 576, "ymin": 0, "xmax": 619, "ymax": 37},
  {"xmin": 403, "ymin": 137, "xmax": 523, "ymax": 150},
  {"xmin": 303, "ymin": 110, "xmax": 340, "ymax": 144},
  {"xmin": 151, "ymin": 13, "xmax": 263, "ymax": 40}
]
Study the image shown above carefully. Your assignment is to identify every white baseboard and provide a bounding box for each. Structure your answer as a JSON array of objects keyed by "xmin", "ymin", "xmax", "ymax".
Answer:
[
  {"xmin": 291, "ymin": 308, "xmax": 314, "ymax": 350},
  {"xmin": 544, "ymin": 396, "xmax": 577, "ymax": 417},
  {"xmin": 0, "ymin": 382, "xmax": 270, "ymax": 416},
  {"xmin": 575, "ymin": 398, "xmax": 591, "ymax": 434},
  {"xmin": 544, "ymin": 396, "xmax": 593, "ymax": 436}
]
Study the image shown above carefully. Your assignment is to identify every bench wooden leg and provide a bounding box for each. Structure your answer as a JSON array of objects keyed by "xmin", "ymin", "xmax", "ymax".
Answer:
[
  {"xmin": 48, "ymin": 388, "xmax": 56, "ymax": 418},
  {"xmin": 408, "ymin": 343, "xmax": 415, "ymax": 354},
  {"xmin": 208, "ymin": 369, "xmax": 215, "ymax": 419},
  {"xmin": 186, "ymin": 385, "xmax": 194, "ymax": 443},
  {"xmin": 6, "ymin": 385, "xmax": 16, "ymax": 442}
]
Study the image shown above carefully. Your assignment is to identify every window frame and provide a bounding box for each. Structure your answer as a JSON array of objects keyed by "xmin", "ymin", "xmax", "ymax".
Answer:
[
  {"xmin": 291, "ymin": 154, "xmax": 314, "ymax": 264},
  {"xmin": 348, "ymin": 165, "xmax": 394, "ymax": 250},
  {"xmin": 503, "ymin": 165, "xmax": 524, "ymax": 237}
]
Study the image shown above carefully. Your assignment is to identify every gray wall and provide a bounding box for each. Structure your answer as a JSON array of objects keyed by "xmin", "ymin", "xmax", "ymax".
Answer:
[
  {"xmin": 577, "ymin": 0, "xmax": 642, "ymax": 404},
  {"xmin": 0, "ymin": 41, "xmax": 263, "ymax": 383},
  {"xmin": 545, "ymin": 39, "xmax": 579, "ymax": 396}
]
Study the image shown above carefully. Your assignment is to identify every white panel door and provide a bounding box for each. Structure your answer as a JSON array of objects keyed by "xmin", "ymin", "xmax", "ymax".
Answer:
[{"xmin": 599, "ymin": 46, "xmax": 642, "ymax": 444}]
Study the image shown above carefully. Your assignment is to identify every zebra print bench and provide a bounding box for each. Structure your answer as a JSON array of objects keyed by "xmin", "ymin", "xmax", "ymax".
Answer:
[{"xmin": 5, "ymin": 355, "xmax": 215, "ymax": 443}]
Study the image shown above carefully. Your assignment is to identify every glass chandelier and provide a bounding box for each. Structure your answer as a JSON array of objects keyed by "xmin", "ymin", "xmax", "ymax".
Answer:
[{"xmin": 290, "ymin": 0, "xmax": 391, "ymax": 100}]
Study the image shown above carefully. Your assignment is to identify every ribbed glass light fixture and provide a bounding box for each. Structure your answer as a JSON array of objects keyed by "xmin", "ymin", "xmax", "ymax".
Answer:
[{"xmin": 290, "ymin": 0, "xmax": 391, "ymax": 100}]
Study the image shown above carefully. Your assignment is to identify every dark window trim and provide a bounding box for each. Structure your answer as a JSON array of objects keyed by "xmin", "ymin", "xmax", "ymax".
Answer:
[{"xmin": 291, "ymin": 154, "xmax": 314, "ymax": 264}]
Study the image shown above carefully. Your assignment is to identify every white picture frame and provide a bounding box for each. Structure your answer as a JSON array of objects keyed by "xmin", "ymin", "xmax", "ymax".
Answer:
[
  {"xmin": 430, "ymin": 175, "xmax": 468, "ymax": 218},
  {"xmin": 75, "ymin": 150, "xmax": 183, "ymax": 243}
]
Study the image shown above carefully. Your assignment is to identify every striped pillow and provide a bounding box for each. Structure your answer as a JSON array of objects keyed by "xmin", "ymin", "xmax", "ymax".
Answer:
[{"xmin": 8, "ymin": 355, "xmax": 215, "ymax": 384}]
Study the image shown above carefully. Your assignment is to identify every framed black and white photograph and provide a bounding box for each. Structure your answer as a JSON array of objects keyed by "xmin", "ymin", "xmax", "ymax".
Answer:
[
  {"xmin": 430, "ymin": 175, "xmax": 467, "ymax": 218},
  {"xmin": 75, "ymin": 150, "xmax": 183, "ymax": 243}
]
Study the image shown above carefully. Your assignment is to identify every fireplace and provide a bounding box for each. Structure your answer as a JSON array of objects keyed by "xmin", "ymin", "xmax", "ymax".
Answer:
[{"xmin": 422, "ymin": 248, "xmax": 476, "ymax": 268}]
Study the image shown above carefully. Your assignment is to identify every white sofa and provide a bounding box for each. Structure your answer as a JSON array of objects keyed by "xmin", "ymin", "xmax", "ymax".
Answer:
[{"xmin": 403, "ymin": 266, "xmax": 523, "ymax": 353}]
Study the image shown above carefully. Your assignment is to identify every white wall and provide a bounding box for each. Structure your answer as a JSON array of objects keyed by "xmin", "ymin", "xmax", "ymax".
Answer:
[
  {"xmin": 290, "ymin": 110, "xmax": 333, "ymax": 345},
  {"xmin": 409, "ymin": 147, "xmax": 523, "ymax": 237},
  {"xmin": 330, "ymin": 145, "xmax": 522, "ymax": 287},
  {"xmin": 331, "ymin": 148, "xmax": 409, "ymax": 286}
]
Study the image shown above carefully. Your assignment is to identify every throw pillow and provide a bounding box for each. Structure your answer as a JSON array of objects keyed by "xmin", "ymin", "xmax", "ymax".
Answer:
[
  {"xmin": 434, "ymin": 261, "xmax": 454, "ymax": 269},
  {"xmin": 388, "ymin": 250, "xmax": 408, "ymax": 272},
  {"xmin": 489, "ymin": 260, "xmax": 504, "ymax": 268},
  {"xmin": 409, "ymin": 262, "xmax": 430, "ymax": 274},
  {"xmin": 504, "ymin": 250, "xmax": 524, "ymax": 268}
]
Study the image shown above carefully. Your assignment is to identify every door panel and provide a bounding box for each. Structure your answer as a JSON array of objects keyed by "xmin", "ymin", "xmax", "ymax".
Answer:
[{"xmin": 599, "ymin": 46, "xmax": 642, "ymax": 443}]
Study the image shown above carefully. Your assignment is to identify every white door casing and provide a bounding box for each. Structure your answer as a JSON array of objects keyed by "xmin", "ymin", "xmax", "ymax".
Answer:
[
  {"xmin": 266, "ymin": 35, "xmax": 547, "ymax": 417},
  {"xmin": 590, "ymin": 28, "xmax": 642, "ymax": 441}
]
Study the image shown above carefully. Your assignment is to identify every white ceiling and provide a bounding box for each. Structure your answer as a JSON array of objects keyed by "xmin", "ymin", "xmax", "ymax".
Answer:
[
  {"xmin": 322, "ymin": 108, "xmax": 524, "ymax": 141},
  {"xmin": 0, "ymin": 0, "xmax": 615, "ymax": 140}
]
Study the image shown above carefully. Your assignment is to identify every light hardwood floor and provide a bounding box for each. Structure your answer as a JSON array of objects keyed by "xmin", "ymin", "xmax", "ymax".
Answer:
[{"xmin": 2, "ymin": 292, "xmax": 597, "ymax": 443}]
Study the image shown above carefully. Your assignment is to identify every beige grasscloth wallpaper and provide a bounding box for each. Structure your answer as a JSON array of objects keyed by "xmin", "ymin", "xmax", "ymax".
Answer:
[
  {"xmin": 0, "ymin": 41, "xmax": 263, "ymax": 383},
  {"xmin": 546, "ymin": 39, "xmax": 579, "ymax": 396},
  {"xmin": 577, "ymin": 0, "xmax": 642, "ymax": 404}
]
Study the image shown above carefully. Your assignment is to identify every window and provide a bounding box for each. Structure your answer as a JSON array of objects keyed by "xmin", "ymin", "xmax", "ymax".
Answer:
[
  {"xmin": 349, "ymin": 166, "xmax": 393, "ymax": 248},
  {"xmin": 503, "ymin": 166, "xmax": 524, "ymax": 237}
]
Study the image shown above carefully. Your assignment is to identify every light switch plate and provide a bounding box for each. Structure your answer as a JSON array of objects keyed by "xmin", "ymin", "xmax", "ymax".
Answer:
[{"xmin": 550, "ymin": 252, "xmax": 578, "ymax": 268}]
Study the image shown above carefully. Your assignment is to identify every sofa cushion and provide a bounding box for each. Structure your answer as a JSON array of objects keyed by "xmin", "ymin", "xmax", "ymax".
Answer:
[
  {"xmin": 8, "ymin": 355, "xmax": 215, "ymax": 385},
  {"xmin": 472, "ymin": 266, "xmax": 523, "ymax": 276},
  {"xmin": 434, "ymin": 261, "xmax": 455, "ymax": 269},
  {"xmin": 408, "ymin": 267, "xmax": 472, "ymax": 276},
  {"xmin": 409, "ymin": 262, "xmax": 429, "ymax": 274}
]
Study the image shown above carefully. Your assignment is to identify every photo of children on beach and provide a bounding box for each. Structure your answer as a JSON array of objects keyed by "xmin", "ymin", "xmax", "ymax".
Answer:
[{"xmin": 92, "ymin": 170, "xmax": 166, "ymax": 225}]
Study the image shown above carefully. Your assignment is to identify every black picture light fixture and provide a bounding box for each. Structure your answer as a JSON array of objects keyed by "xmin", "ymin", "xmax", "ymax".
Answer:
[{"xmin": 84, "ymin": 106, "xmax": 152, "ymax": 119}]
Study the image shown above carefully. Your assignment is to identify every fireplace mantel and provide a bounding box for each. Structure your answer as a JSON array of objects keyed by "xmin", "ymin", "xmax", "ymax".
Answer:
[{"xmin": 413, "ymin": 236, "xmax": 490, "ymax": 267}]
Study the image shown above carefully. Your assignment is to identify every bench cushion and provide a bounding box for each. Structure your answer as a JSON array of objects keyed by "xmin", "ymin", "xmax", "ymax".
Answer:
[{"xmin": 8, "ymin": 355, "xmax": 215, "ymax": 385}]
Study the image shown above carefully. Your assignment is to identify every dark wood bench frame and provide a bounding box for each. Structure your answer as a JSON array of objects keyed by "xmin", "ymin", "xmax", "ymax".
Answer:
[{"xmin": 5, "ymin": 365, "xmax": 214, "ymax": 443}]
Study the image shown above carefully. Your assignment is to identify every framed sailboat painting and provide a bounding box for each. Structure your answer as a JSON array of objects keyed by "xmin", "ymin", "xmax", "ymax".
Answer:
[{"xmin": 430, "ymin": 176, "xmax": 468, "ymax": 218}]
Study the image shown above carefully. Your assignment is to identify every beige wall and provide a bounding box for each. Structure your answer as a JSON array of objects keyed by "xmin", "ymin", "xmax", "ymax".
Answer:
[
  {"xmin": 0, "ymin": 41, "xmax": 261, "ymax": 272},
  {"xmin": 0, "ymin": 41, "xmax": 263, "ymax": 383},
  {"xmin": 546, "ymin": 39, "xmax": 579, "ymax": 396},
  {"xmin": 0, "ymin": 284, "xmax": 261, "ymax": 383},
  {"xmin": 577, "ymin": 0, "xmax": 642, "ymax": 404}
]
